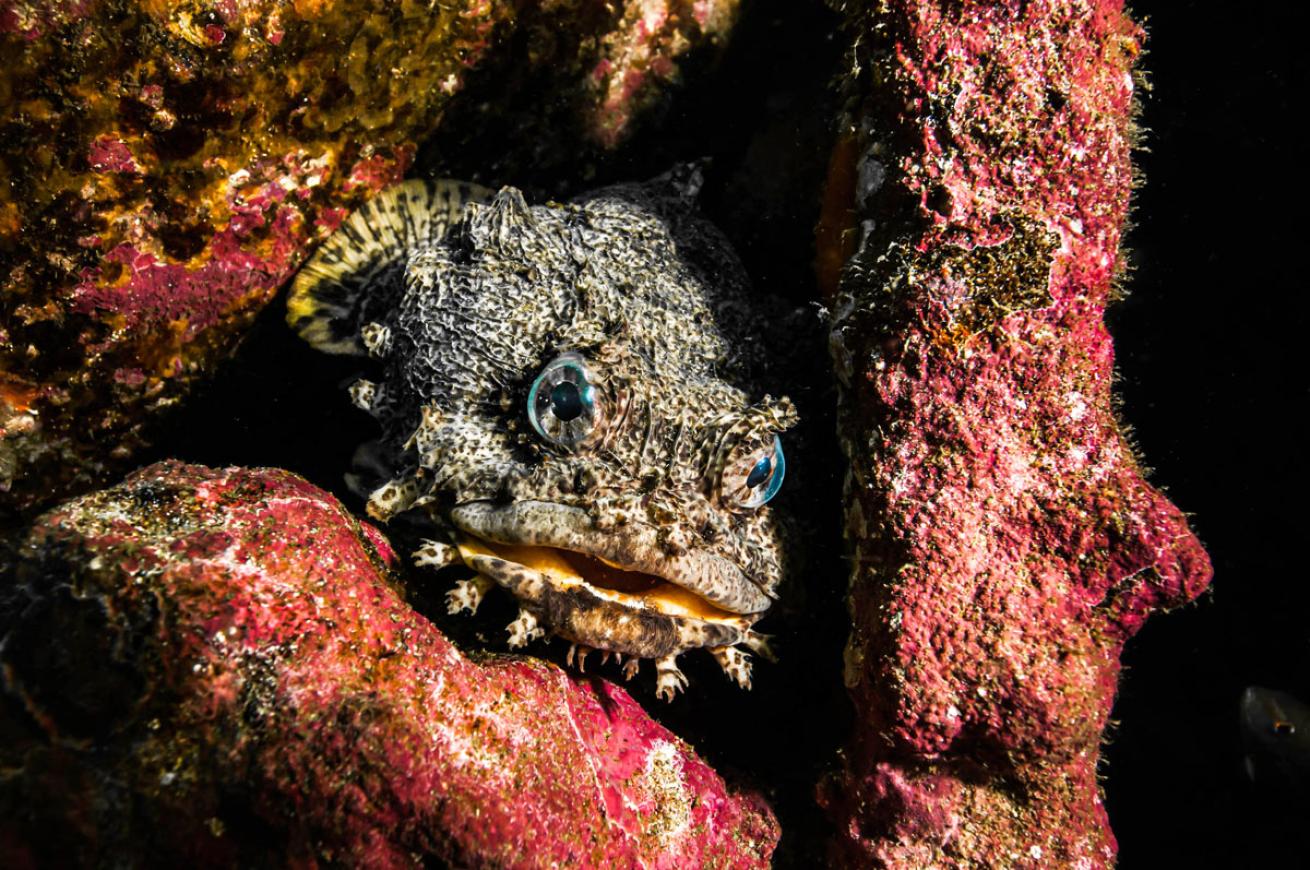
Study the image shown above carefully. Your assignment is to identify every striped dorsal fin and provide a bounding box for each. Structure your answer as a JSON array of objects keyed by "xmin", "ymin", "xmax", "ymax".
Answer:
[{"xmin": 286, "ymin": 178, "xmax": 492, "ymax": 355}]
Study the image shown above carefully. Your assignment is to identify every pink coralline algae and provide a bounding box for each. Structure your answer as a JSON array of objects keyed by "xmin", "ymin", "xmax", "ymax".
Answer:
[
  {"xmin": 587, "ymin": 0, "xmax": 743, "ymax": 147},
  {"xmin": 0, "ymin": 462, "xmax": 778, "ymax": 867},
  {"xmin": 817, "ymin": 1, "xmax": 1212, "ymax": 866},
  {"xmin": 86, "ymin": 137, "xmax": 140, "ymax": 174}
]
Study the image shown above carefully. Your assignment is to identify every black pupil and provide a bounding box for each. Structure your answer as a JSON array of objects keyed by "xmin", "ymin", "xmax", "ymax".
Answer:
[
  {"xmin": 550, "ymin": 381, "xmax": 584, "ymax": 421},
  {"xmin": 746, "ymin": 455, "xmax": 772, "ymax": 488}
]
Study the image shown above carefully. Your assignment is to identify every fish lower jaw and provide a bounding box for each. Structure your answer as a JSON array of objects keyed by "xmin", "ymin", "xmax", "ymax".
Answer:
[{"xmin": 432, "ymin": 533, "xmax": 771, "ymax": 699}]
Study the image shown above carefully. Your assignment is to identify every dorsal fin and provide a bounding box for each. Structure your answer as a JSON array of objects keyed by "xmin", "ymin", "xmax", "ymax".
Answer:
[{"xmin": 286, "ymin": 178, "xmax": 492, "ymax": 355}]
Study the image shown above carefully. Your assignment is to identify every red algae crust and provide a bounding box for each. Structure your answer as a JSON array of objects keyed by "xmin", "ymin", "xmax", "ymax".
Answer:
[
  {"xmin": 0, "ymin": 0, "xmax": 742, "ymax": 519},
  {"xmin": 818, "ymin": 1, "xmax": 1212, "ymax": 866},
  {"xmin": 0, "ymin": 461, "xmax": 777, "ymax": 867}
]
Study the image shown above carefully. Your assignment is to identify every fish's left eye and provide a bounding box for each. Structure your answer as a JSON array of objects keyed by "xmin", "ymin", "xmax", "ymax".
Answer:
[
  {"xmin": 726, "ymin": 435, "xmax": 785, "ymax": 509},
  {"xmin": 528, "ymin": 353, "xmax": 601, "ymax": 448}
]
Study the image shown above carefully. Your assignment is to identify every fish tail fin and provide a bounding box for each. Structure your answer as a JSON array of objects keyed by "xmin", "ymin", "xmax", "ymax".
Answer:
[{"xmin": 286, "ymin": 178, "xmax": 492, "ymax": 355}]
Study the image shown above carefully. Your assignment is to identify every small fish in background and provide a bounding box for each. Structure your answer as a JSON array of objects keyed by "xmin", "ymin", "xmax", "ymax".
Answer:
[{"xmin": 1241, "ymin": 686, "xmax": 1310, "ymax": 798}]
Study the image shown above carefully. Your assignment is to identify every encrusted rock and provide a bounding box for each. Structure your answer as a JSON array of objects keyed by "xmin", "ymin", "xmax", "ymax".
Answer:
[
  {"xmin": 817, "ymin": 1, "xmax": 1213, "ymax": 866},
  {"xmin": 0, "ymin": 461, "xmax": 778, "ymax": 866}
]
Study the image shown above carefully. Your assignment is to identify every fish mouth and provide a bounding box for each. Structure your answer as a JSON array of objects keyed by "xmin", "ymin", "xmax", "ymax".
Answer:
[{"xmin": 448, "ymin": 500, "xmax": 773, "ymax": 624}]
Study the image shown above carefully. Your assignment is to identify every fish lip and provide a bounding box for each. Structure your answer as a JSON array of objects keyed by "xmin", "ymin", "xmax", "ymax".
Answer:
[{"xmin": 448, "ymin": 499, "xmax": 773, "ymax": 616}]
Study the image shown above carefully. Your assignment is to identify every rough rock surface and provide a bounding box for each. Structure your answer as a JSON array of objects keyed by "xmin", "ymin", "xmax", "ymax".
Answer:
[
  {"xmin": 0, "ymin": 461, "xmax": 777, "ymax": 867},
  {"xmin": 817, "ymin": 1, "xmax": 1213, "ymax": 866},
  {"xmin": 0, "ymin": 0, "xmax": 741, "ymax": 519}
]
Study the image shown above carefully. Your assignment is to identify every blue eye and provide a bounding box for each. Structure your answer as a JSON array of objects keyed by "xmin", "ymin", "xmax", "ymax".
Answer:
[
  {"xmin": 528, "ymin": 353, "xmax": 600, "ymax": 448},
  {"xmin": 740, "ymin": 436, "xmax": 785, "ymax": 508}
]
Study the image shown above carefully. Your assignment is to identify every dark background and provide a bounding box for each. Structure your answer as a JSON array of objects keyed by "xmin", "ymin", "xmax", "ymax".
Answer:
[
  {"xmin": 1103, "ymin": 2, "xmax": 1307, "ymax": 866},
  {"xmin": 148, "ymin": 0, "xmax": 1306, "ymax": 864}
]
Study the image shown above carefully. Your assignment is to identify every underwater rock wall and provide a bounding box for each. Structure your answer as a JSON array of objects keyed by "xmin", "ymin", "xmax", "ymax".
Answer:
[
  {"xmin": 0, "ymin": 0, "xmax": 1223, "ymax": 863},
  {"xmin": 819, "ymin": 0, "xmax": 1213, "ymax": 865},
  {"xmin": 0, "ymin": 0, "xmax": 740, "ymax": 520},
  {"xmin": 0, "ymin": 461, "xmax": 777, "ymax": 866}
]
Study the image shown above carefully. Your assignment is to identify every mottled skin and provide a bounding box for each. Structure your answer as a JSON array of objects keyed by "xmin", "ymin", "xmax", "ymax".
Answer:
[{"xmin": 288, "ymin": 169, "xmax": 796, "ymax": 698}]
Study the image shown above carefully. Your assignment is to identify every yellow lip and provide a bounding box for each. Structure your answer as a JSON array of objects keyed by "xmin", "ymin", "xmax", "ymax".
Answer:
[{"xmin": 453, "ymin": 534, "xmax": 750, "ymax": 626}]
